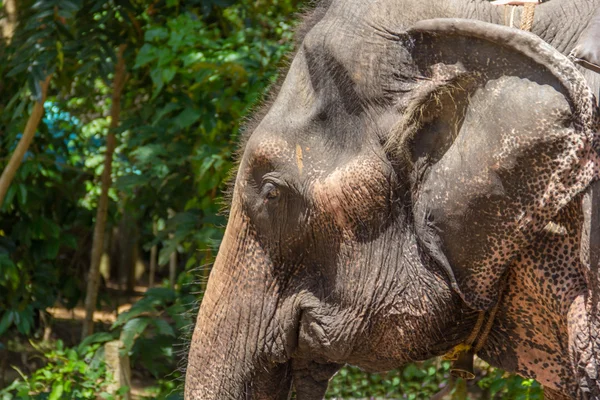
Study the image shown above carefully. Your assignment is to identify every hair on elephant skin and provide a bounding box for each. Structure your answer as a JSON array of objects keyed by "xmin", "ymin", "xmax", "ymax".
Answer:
[{"xmin": 185, "ymin": 1, "xmax": 600, "ymax": 399}]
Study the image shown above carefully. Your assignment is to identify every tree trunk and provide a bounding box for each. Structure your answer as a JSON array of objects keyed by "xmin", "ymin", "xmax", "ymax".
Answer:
[
  {"xmin": 149, "ymin": 220, "xmax": 157, "ymax": 287},
  {"xmin": 169, "ymin": 250, "xmax": 177, "ymax": 289},
  {"xmin": 82, "ymin": 44, "xmax": 127, "ymax": 339},
  {"xmin": 104, "ymin": 340, "xmax": 131, "ymax": 399},
  {"xmin": 116, "ymin": 202, "xmax": 139, "ymax": 295},
  {"xmin": 100, "ymin": 223, "xmax": 112, "ymax": 282},
  {"xmin": 0, "ymin": 74, "xmax": 51, "ymax": 208},
  {"xmin": 1, "ymin": 0, "xmax": 17, "ymax": 44},
  {"xmin": 168, "ymin": 209, "xmax": 177, "ymax": 289}
]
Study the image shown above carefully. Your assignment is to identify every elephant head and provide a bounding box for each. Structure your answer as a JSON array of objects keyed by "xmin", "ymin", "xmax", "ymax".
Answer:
[{"xmin": 185, "ymin": 2, "xmax": 600, "ymax": 398}]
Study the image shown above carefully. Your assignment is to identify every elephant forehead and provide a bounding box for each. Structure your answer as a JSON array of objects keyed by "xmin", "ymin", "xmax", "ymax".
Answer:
[
  {"xmin": 244, "ymin": 136, "xmax": 291, "ymax": 164},
  {"xmin": 244, "ymin": 136, "xmax": 319, "ymax": 179},
  {"xmin": 244, "ymin": 130, "xmax": 363, "ymax": 180}
]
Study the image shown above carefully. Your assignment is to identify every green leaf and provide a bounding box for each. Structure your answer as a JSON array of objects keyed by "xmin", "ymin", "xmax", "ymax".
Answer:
[
  {"xmin": 174, "ymin": 107, "xmax": 201, "ymax": 129},
  {"xmin": 112, "ymin": 301, "xmax": 155, "ymax": 328},
  {"xmin": 41, "ymin": 239, "xmax": 60, "ymax": 260},
  {"xmin": 49, "ymin": 381, "xmax": 64, "ymax": 400},
  {"xmin": 33, "ymin": 9, "xmax": 54, "ymax": 19},
  {"xmin": 490, "ymin": 377, "xmax": 507, "ymax": 394},
  {"xmin": 61, "ymin": 234, "xmax": 78, "ymax": 249},
  {"xmin": 114, "ymin": 174, "xmax": 151, "ymax": 192},
  {"xmin": 151, "ymin": 318, "xmax": 175, "ymax": 337},
  {"xmin": 116, "ymin": 386, "xmax": 130, "ymax": 396},
  {"xmin": 0, "ymin": 254, "xmax": 18, "ymax": 274},
  {"xmin": 158, "ymin": 244, "xmax": 176, "ymax": 267},
  {"xmin": 145, "ymin": 287, "xmax": 176, "ymax": 302},
  {"xmin": 32, "ymin": 0, "xmax": 49, "ymax": 9},
  {"xmin": 78, "ymin": 332, "xmax": 115, "ymax": 352},
  {"xmin": 6, "ymin": 62, "xmax": 28, "ymax": 77},
  {"xmin": 2, "ymin": 185, "xmax": 17, "ymax": 210},
  {"xmin": 0, "ymin": 311, "xmax": 15, "ymax": 336},
  {"xmin": 40, "ymin": 217, "xmax": 61, "ymax": 239},
  {"xmin": 134, "ymin": 44, "xmax": 157, "ymax": 69},
  {"xmin": 150, "ymin": 68, "xmax": 164, "ymax": 98},
  {"xmin": 58, "ymin": 0, "xmax": 81, "ymax": 12},
  {"xmin": 15, "ymin": 307, "xmax": 33, "ymax": 335},
  {"xmin": 145, "ymin": 27, "xmax": 168, "ymax": 42},
  {"xmin": 152, "ymin": 102, "xmax": 181, "ymax": 125},
  {"xmin": 119, "ymin": 317, "xmax": 151, "ymax": 353},
  {"xmin": 131, "ymin": 144, "xmax": 167, "ymax": 165},
  {"xmin": 56, "ymin": 40, "xmax": 64, "ymax": 70},
  {"xmin": 16, "ymin": 184, "xmax": 27, "ymax": 206},
  {"xmin": 182, "ymin": 51, "xmax": 204, "ymax": 67},
  {"xmin": 157, "ymin": 48, "xmax": 175, "ymax": 67},
  {"xmin": 162, "ymin": 66, "xmax": 176, "ymax": 84}
]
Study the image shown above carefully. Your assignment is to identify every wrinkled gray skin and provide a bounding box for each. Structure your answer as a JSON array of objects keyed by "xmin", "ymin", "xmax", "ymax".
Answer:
[{"xmin": 185, "ymin": 1, "xmax": 600, "ymax": 399}]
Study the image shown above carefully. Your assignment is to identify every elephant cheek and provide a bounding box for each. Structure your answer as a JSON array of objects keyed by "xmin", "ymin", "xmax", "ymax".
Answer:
[{"xmin": 313, "ymin": 179, "xmax": 351, "ymax": 231}]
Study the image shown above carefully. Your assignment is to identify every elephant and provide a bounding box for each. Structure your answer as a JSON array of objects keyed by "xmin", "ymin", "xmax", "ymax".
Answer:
[{"xmin": 185, "ymin": 0, "xmax": 600, "ymax": 398}]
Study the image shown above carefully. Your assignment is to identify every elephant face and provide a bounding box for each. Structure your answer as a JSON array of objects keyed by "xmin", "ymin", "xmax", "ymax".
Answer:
[{"xmin": 185, "ymin": 2, "xmax": 600, "ymax": 399}]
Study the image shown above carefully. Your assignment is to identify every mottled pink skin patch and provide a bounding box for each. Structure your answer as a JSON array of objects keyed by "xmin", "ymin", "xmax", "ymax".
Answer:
[
  {"xmin": 312, "ymin": 157, "xmax": 391, "ymax": 237},
  {"xmin": 480, "ymin": 199, "xmax": 592, "ymax": 395}
]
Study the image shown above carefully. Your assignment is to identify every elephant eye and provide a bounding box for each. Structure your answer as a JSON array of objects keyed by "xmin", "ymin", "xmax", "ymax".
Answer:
[
  {"xmin": 266, "ymin": 188, "xmax": 280, "ymax": 199},
  {"xmin": 262, "ymin": 182, "xmax": 280, "ymax": 200}
]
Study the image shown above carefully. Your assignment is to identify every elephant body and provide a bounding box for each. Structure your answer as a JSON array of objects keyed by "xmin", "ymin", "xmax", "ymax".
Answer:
[{"xmin": 185, "ymin": 1, "xmax": 600, "ymax": 399}]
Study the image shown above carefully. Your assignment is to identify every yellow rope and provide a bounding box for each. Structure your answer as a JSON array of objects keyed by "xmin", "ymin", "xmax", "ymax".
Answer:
[
  {"xmin": 466, "ymin": 311, "xmax": 486, "ymax": 347},
  {"xmin": 520, "ymin": 3, "xmax": 536, "ymax": 32},
  {"xmin": 503, "ymin": 3, "xmax": 537, "ymax": 31},
  {"xmin": 442, "ymin": 312, "xmax": 484, "ymax": 361},
  {"xmin": 442, "ymin": 277, "xmax": 508, "ymax": 376}
]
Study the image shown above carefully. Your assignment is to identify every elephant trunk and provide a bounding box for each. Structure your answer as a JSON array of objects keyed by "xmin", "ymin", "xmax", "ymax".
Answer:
[
  {"xmin": 185, "ymin": 202, "xmax": 294, "ymax": 399},
  {"xmin": 185, "ymin": 330, "xmax": 292, "ymax": 400}
]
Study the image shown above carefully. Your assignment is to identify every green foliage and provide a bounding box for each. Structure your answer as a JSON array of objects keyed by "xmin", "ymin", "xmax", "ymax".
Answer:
[
  {"xmin": 0, "ymin": 0, "xmax": 300, "ymax": 338},
  {"xmin": 0, "ymin": 103, "xmax": 96, "ymax": 335},
  {"xmin": 115, "ymin": 0, "xmax": 301, "ymax": 271},
  {"xmin": 110, "ymin": 286, "xmax": 194, "ymax": 377},
  {"xmin": 326, "ymin": 362, "xmax": 544, "ymax": 399},
  {"xmin": 7, "ymin": 0, "xmax": 79, "ymax": 97},
  {"xmin": 58, "ymin": 286, "xmax": 196, "ymax": 382},
  {"xmin": 326, "ymin": 362, "xmax": 452, "ymax": 399},
  {"xmin": 0, "ymin": 340, "xmax": 120, "ymax": 400},
  {"xmin": 140, "ymin": 378, "xmax": 184, "ymax": 400},
  {"xmin": 1, "ymin": 4, "xmax": 302, "ymax": 398},
  {"xmin": 478, "ymin": 370, "xmax": 543, "ymax": 400}
]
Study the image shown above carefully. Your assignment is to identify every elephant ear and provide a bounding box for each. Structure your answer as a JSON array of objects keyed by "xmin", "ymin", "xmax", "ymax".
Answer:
[{"xmin": 395, "ymin": 19, "xmax": 600, "ymax": 310}]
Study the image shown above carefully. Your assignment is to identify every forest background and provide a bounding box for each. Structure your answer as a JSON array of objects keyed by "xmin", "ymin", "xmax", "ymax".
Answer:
[{"xmin": 0, "ymin": 0, "xmax": 545, "ymax": 398}]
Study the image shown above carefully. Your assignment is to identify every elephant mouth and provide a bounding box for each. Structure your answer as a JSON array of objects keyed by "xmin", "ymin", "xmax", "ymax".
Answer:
[
  {"xmin": 293, "ymin": 295, "xmax": 363, "ymax": 366},
  {"xmin": 296, "ymin": 309, "xmax": 334, "ymax": 359}
]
